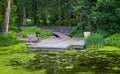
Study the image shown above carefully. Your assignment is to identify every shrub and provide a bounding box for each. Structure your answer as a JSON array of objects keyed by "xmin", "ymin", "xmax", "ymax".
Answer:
[
  {"xmin": 0, "ymin": 32, "xmax": 20, "ymax": 47},
  {"xmin": 41, "ymin": 30, "xmax": 52, "ymax": 38},
  {"xmin": 9, "ymin": 58, "xmax": 23, "ymax": 66},
  {"xmin": 85, "ymin": 33, "xmax": 105, "ymax": 48},
  {"xmin": 96, "ymin": 29, "xmax": 111, "ymax": 38},
  {"xmin": 21, "ymin": 26, "xmax": 42, "ymax": 38},
  {"xmin": 55, "ymin": 18, "xmax": 78, "ymax": 26},
  {"xmin": 21, "ymin": 26, "xmax": 51, "ymax": 38},
  {"xmin": 9, "ymin": 25, "xmax": 19, "ymax": 32},
  {"xmin": 55, "ymin": 20, "xmax": 68, "ymax": 26},
  {"xmin": 0, "ymin": 43, "xmax": 27, "ymax": 54},
  {"xmin": 69, "ymin": 27, "xmax": 84, "ymax": 37},
  {"xmin": 62, "ymin": 20, "xmax": 68, "ymax": 26},
  {"xmin": 105, "ymin": 34, "xmax": 120, "ymax": 47},
  {"xmin": 55, "ymin": 20, "xmax": 61, "ymax": 26},
  {"xmin": 8, "ymin": 31, "xmax": 20, "ymax": 41},
  {"xmin": 70, "ymin": 18, "xmax": 78, "ymax": 26}
]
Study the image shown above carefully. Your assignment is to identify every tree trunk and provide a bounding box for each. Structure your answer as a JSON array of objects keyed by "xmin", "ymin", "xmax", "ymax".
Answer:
[
  {"xmin": 78, "ymin": 12, "xmax": 81, "ymax": 23},
  {"xmin": 23, "ymin": 6, "xmax": 27, "ymax": 25},
  {"xmin": 59, "ymin": 5, "xmax": 62, "ymax": 26},
  {"xmin": 32, "ymin": 0, "xmax": 38, "ymax": 25},
  {"xmin": 42, "ymin": 13, "xmax": 47, "ymax": 25},
  {"xmin": 2, "ymin": 0, "xmax": 11, "ymax": 34},
  {"xmin": 66, "ymin": 1, "xmax": 71, "ymax": 26},
  {"xmin": 87, "ymin": 18, "xmax": 91, "ymax": 31},
  {"xmin": 76, "ymin": 12, "xmax": 82, "ymax": 30}
]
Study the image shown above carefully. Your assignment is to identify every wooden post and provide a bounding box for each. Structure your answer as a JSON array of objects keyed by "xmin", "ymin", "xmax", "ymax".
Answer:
[{"xmin": 2, "ymin": 0, "xmax": 11, "ymax": 34}]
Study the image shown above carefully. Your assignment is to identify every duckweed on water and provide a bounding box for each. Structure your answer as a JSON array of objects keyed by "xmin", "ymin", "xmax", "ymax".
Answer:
[{"xmin": 0, "ymin": 45, "xmax": 120, "ymax": 74}]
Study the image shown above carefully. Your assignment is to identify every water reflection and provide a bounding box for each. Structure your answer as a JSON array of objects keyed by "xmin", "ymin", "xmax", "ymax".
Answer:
[{"xmin": 25, "ymin": 50, "xmax": 120, "ymax": 74}]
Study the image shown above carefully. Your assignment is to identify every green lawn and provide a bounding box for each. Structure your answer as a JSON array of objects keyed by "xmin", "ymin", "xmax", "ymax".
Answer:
[
  {"xmin": 0, "ymin": 44, "xmax": 45, "ymax": 74},
  {"xmin": 0, "ymin": 52, "xmax": 46, "ymax": 74}
]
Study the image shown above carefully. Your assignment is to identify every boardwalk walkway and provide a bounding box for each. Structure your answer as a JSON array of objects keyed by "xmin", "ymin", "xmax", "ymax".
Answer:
[{"xmin": 28, "ymin": 36, "xmax": 85, "ymax": 50}]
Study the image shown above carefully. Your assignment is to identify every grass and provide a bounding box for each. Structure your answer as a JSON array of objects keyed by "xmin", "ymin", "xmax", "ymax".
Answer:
[
  {"xmin": 85, "ymin": 33, "xmax": 105, "ymax": 48},
  {"xmin": 0, "ymin": 44, "xmax": 46, "ymax": 74},
  {"xmin": 0, "ymin": 53, "xmax": 46, "ymax": 74},
  {"xmin": 98, "ymin": 46, "xmax": 120, "ymax": 51}
]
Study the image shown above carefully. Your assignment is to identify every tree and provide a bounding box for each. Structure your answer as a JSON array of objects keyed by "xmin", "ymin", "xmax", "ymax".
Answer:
[
  {"xmin": 2, "ymin": 0, "xmax": 11, "ymax": 34},
  {"xmin": 11, "ymin": 0, "xmax": 120, "ymax": 34},
  {"xmin": 66, "ymin": 0, "xmax": 72, "ymax": 26},
  {"xmin": 0, "ymin": 0, "xmax": 5, "ymax": 32},
  {"xmin": 72, "ymin": 0, "xmax": 96, "ymax": 31},
  {"xmin": 91, "ymin": 0, "xmax": 120, "ymax": 33}
]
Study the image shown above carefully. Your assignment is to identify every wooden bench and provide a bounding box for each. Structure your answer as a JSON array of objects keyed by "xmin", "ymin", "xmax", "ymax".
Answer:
[
  {"xmin": 27, "ymin": 33, "xmax": 41, "ymax": 43},
  {"xmin": 20, "ymin": 33, "xmax": 41, "ymax": 45}
]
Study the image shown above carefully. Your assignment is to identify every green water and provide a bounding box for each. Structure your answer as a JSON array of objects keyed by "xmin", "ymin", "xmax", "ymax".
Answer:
[
  {"xmin": 0, "ymin": 49, "xmax": 120, "ymax": 74},
  {"xmin": 25, "ymin": 50, "xmax": 120, "ymax": 74}
]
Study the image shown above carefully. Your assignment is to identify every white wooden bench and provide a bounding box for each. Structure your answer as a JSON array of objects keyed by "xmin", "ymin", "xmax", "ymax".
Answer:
[
  {"xmin": 20, "ymin": 33, "xmax": 41, "ymax": 45},
  {"xmin": 27, "ymin": 33, "xmax": 41, "ymax": 43}
]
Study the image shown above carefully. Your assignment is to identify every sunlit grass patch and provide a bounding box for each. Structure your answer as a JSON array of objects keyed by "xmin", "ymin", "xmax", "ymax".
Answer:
[{"xmin": 98, "ymin": 46, "xmax": 120, "ymax": 51}]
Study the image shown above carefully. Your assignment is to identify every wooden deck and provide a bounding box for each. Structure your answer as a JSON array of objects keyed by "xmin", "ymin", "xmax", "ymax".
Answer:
[
  {"xmin": 27, "ymin": 36, "xmax": 85, "ymax": 50},
  {"xmin": 53, "ymin": 32, "xmax": 71, "ymax": 39}
]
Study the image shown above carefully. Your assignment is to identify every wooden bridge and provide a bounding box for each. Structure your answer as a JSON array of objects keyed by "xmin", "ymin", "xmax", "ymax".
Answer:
[{"xmin": 27, "ymin": 32, "xmax": 85, "ymax": 50}]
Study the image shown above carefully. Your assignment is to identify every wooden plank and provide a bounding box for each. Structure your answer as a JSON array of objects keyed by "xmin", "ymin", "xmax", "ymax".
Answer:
[{"xmin": 53, "ymin": 32, "xmax": 71, "ymax": 39}]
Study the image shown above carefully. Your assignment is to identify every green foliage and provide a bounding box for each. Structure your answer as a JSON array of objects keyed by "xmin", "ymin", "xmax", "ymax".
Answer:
[
  {"xmin": 21, "ymin": 26, "xmax": 42, "ymax": 38},
  {"xmin": 91, "ymin": 0, "xmax": 120, "ymax": 33},
  {"xmin": 10, "ymin": 0, "xmax": 18, "ymax": 25},
  {"xmin": 55, "ymin": 19, "xmax": 78, "ymax": 26},
  {"xmin": 0, "ymin": 44, "xmax": 45, "ymax": 74},
  {"xmin": 95, "ymin": 29, "xmax": 111, "ymax": 38},
  {"xmin": 55, "ymin": 20, "xmax": 68, "ymax": 26},
  {"xmin": 0, "ymin": 31, "xmax": 20, "ymax": 47},
  {"xmin": 8, "ymin": 31, "xmax": 20, "ymax": 44},
  {"xmin": 73, "ymin": 0, "xmax": 94, "ymax": 32},
  {"xmin": 62, "ymin": 20, "xmax": 68, "ymax": 26},
  {"xmin": 0, "ymin": 43, "xmax": 27, "ymax": 54},
  {"xmin": 105, "ymin": 34, "xmax": 120, "ymax": 47},
  {"xmin": 0, "ymin": 0, "xmax": 5, "ymax": 31},
  {"xmin": 0, "ymin": 43, "xmax": 27, "ymax": 70},
  {"xmin": 70, "ymin": 18, "xmax": 78, "ymax": 26},
  {"xmin": 21, "ymin": 26, "xmax": 51, "ymax": 38},
  {"xmin": 85, "ymin": 33, "xmax": 105, "ymax": 48},
  {"xmin": 40, "ymin": 30, "xmax": 52, "ymax": 38},
  {"xmin": 0, "ymin": 0, "xmax": 18, "ymax": 32},
  {"xmin": 69, "ymin": 27, "xmax": 84, "ymax": 37},
  {"xmin": 9, "ymin": 25, "xmax": 19, "ymax": 32},
  {"xmin": 9, "ymin": 58, "xmax": 24, "ymax": 66},
  {"xmin": 55, "ymin": 20, "xmax": 61, "ymax": 26}
]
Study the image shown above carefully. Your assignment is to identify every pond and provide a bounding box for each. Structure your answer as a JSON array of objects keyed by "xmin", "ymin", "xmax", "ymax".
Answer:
[
  {"xmin": 24, "ymin": 49, "xmax": 120, "ymax": 74},
  {"xmin": 0, "ymin": 45, "xmax": 120, "ymax": 74}
]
